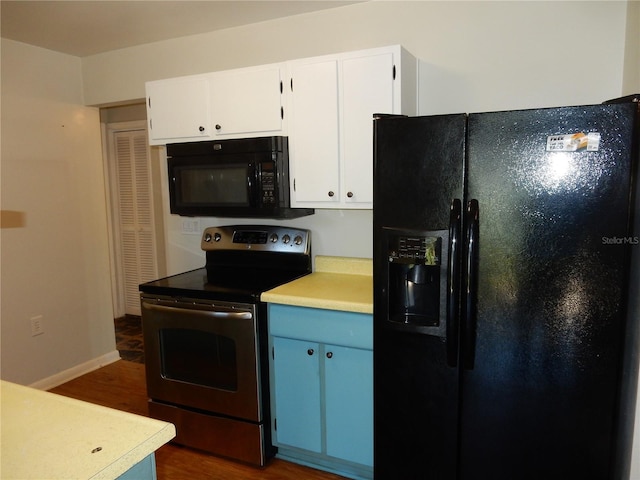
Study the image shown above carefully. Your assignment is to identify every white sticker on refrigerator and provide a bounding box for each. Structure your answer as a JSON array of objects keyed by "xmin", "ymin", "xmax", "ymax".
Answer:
[{"xmin": 546, "ymin": 132, "xmax": 601, "ymax": 152}]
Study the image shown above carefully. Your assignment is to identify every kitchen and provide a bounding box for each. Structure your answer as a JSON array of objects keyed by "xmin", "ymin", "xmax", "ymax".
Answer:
[{"xmin": 1, "ymin": 1, "xmax": 639, "ymax": 478}]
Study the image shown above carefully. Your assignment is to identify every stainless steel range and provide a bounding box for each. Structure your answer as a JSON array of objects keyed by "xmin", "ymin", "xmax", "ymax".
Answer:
[{"xmin": 139, "ymin": 225, "xmax": 311, "ymax": 466}]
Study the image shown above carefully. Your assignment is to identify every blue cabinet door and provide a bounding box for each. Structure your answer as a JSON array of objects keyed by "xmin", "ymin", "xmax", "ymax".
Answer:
[
  {"xmin": 325, "ymin": 344, "xmax": 373, "ymax": 466},
  {"xmin": 117, "ymin": 454, "xmax": 157, "ymax": 480},
  {"xmin": 272, "ymin": 336, "xmax": 322, "ymax": 452}
]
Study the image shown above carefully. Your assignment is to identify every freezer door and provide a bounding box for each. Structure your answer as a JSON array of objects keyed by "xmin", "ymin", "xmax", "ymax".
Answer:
[
  {"xmin": 460, "ymin": 103, "xmax": 638, "ymax": 479},
  {"xmin": 373, "ymin": 114, "xmax": 466, "ymax": 478}
]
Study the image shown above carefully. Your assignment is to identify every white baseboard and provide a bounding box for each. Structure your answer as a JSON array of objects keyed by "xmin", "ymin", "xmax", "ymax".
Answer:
[{"xmin": 29, "ymin": 350, "xmax": 122, "ymax": 391}]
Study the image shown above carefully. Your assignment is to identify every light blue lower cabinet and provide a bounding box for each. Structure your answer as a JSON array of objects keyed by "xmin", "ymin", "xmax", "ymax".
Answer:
[
  {"xmin": 116, "ymin": 454, "xmax": 157, "ymax": 480},
  {"xmin": 268, "ymin": 304, "xmax": 373, "ymax": 480}
]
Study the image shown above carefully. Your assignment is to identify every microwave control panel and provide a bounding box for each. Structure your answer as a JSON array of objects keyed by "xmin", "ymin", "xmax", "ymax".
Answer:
[{"xmin": 259, "ymin": 162, "xmax": 276, "ymax": 206}]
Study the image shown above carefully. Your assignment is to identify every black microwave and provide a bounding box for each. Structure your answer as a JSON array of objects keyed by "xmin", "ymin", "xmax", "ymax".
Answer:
[{"xmin": 167, "ymin": 137, "xmax": 314, "ymax": 219}]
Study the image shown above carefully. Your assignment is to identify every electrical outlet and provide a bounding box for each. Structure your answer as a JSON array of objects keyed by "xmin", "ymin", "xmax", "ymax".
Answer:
[
  {"xmin": 181, "ymin": 218, "xmax": 201, "ymax": 235},
  {"xmin": 30, "ymin": 315, "xmax": 44, "ymax": 336}
]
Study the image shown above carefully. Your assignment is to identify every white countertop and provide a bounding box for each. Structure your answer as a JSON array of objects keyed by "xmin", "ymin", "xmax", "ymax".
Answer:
[{"xmin": 0, "ymin": 380, "xmax": 175, "ymax": 479}]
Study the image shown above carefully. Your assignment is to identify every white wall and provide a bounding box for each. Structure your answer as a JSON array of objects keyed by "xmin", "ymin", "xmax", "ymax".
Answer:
[
  {"xmin": 0, "ymin": 39, "xmax": 117, "ymax": 386},
  {"xmin": 623, "ymin": 0, "xmax": 640, "ymax": 94},
  {"xmin": 82, "ymin": 1, "xmax": 629, "ymax": 110}
]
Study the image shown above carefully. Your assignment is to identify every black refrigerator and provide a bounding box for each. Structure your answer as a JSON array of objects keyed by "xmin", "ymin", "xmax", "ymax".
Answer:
[{"xmin": 373, "ymin": 99, "xmax": 640, "ymax": 479}]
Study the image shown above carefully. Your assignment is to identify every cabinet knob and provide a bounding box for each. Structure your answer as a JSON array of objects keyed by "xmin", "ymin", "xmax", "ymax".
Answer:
[
  {"xmin": 326, "ymin": 352, "xmax": 333, "ymax": 359},
  {"xmin": 307, "ymin": 349, "xmax": 314, "ymax": 356},
  {"xmin": 215, "ymin": 124, "xmax": 222, "ymax": 130},
  {"xmin": 328, "ymin": 191, "xmax": 335, "ymax": 198},
  {"xmin": 347, "ymin": 191, "xmax": 354, "ymax": 198},
  {"xmin": 199, "ymin": 126, "xmax": 205, "ymax": 132}
]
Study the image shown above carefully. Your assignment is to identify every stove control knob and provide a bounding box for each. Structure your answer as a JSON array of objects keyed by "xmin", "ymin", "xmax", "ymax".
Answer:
[
  {"xmin": 214, "ymin": 232, "xmax": 222, "ymax": 242},
  {"xmin": 269, "ymin": 233, "xmax": 278, "ymax": 243},
  {"xmin": 294, "ymin": 235, "xmax": 303, "ymax": 246},
  {"xmin": 282, "ymin": 234, "xmax": 291, "ymax": 244}
]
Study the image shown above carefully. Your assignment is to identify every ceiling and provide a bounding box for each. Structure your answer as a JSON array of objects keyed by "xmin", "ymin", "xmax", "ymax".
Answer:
[{"xmin": 0, "ymin": 1, "xmax": 361, "ymax": 57}]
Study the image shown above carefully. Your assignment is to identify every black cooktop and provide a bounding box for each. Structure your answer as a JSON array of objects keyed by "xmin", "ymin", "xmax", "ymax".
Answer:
[
  {"xmin": 139, "ymin": 225, "xmax": 312, "ymax": 304},
  {"xmin": 139, "ymin": 266, "xmax": 310, "ymax": 303}
]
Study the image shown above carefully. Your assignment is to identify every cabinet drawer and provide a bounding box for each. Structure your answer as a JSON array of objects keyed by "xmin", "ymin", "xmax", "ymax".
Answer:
[{"xmin": 268, "ymin": 304, "xmax": 372, "ymax": 349}]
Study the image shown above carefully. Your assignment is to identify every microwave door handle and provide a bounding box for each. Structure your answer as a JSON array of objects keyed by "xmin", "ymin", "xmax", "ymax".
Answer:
[{"xmin": 248, "ymin": 162, "xmax": 258, "ymax": 208}]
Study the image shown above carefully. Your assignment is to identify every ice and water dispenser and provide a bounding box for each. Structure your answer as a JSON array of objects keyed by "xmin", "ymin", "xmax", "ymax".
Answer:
[{"xmin": 385, "ymin": 231, "xmax": 448, "ymax": 331}]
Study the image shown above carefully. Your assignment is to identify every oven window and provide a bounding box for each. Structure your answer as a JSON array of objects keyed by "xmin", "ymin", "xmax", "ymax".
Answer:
[
  {"xmin": 179, "ymin": 166, "xmax": 249, "ymax": 205},
  {"xmin": 159, "ymin": 328, "xmax": 238, "ymax": 391}
]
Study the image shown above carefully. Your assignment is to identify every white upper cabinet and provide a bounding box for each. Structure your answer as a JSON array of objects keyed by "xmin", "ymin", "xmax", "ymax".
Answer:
[
  {"xmin": 288, "ymin": 45, "xmax": 417, "ymax": 209},
  {"xmin": 287, "ymin": 59, "xmax": 341, "ymax": 204},
  {"xmin": 341, "ymin": 52, "xmax": 395, "ymax": 207},
  {"xmin": 209, "ymin": 64, "xmax": 285, "ymax": 138},
  {"xmin": 146, "ymin": 64, "xmax": 286, "ymax": 146},
  {"xmin": 146, "ymin": 74, "xmax": 212, "ymax": 145}
]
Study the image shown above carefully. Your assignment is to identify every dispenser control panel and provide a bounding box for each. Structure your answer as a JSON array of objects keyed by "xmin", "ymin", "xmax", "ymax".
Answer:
[{"xmin": 388, "ymin": 236, "xmax": 442, "ymax": 266}]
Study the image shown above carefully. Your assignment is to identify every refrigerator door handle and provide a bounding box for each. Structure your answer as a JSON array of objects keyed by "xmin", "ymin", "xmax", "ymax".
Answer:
[
  {"xmin": 462, "ymin": 199, "xmax": 480, "ymax": 370},
  {"xmin": 446, "ymin": 199, "xmax": 462, "ymax": 367}
]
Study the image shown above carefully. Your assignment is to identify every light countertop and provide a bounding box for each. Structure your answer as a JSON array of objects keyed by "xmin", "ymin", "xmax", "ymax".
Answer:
[
  {"xmin": 261, "ymin": 256, "xmax": 373, "ymax": 314},
  {"xmin": 0, "ymin": 380, "xmax": 176, "ymax": 479}
]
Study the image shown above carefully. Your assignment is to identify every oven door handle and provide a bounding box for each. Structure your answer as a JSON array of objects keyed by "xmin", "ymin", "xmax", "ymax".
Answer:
[{"xmin": 142, "ymin": 301, "xmax": 253, "ymax": 320}]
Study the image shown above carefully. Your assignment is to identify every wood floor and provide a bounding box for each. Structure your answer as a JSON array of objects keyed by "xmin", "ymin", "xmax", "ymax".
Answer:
[{"xmin": 49, "ymin": 359, "xmax": 346, "ymax": 480}]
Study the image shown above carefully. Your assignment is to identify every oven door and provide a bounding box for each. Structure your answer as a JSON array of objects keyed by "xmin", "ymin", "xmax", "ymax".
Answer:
[{"xmin": 141, "ymin": 295, "xmax": 262, "ymax": 422}]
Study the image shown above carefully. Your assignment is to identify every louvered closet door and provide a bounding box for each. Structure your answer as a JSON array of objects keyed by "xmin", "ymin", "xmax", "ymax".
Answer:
[{"xmin": 115, "ymin": 130, "xmax": 158, "ymax": 316}]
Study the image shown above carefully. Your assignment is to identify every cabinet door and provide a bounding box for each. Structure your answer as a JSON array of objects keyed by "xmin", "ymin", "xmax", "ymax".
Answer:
[
  {"xmin": 289, "ymin": 59, "xmax": 340, "ymax": 205},
  {"xmin": 210, "ymin": 65, "xmax": 284, "ymax": 137},
  {"xmin": 342, "ymin": 52, "xmax": 395, "ymax": 206},
  {"xmin": 325, "ymin": 344, "xmax": 373, "ymax": 466},
  {"xmin": 272, "ymin": 336, "xmax": 322, "ymax": 452},
  {"xmin": 146, "ymin": 75, "xmax": 211, "ymax": 144}
]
